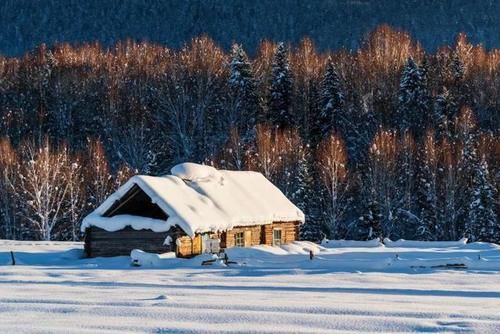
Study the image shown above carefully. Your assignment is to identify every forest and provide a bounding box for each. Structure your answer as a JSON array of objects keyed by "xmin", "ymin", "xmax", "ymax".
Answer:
[{"xmin": 0, "ymin": 25, "xmax": 498, "ymax": 243}]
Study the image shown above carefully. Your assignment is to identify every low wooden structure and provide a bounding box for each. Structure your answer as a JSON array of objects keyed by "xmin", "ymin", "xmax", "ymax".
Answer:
[
  {"xmin": 84, "ymin": 222, "xmax": 301, "ymax": 258},
  {"xmin": 82, "ymin": 163, "xmax": 304, "ymax": 258}
]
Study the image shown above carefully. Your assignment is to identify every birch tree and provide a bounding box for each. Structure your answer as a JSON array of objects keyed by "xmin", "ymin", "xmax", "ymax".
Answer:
[
  {"xmin": 317, "ymin": 134, "xmax": 349, "ymax": 238},
  {"xmin": 0, "ymin": 138, "xmax": 19, "ymax": 239},
  {"xmin": 16, "ymin": 139, "xmax": 72, "ymax": 240}
]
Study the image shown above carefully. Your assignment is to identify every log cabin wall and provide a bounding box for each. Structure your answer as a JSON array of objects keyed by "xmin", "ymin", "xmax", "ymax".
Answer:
[
  {"xmin": 222, "ymin": 221, "xmax": 301, "ymax": 248},
  {"xmin": 176, "ymin": 232, "xmax": 222, "ymax": 257},
  {"xmin": 261, "ymin": 221, "xmax": 301, "ymax": 246},
  {"xmin": 84, "ymin": 221, "xmax": 301, "ymax": 258},
  {"xmin": 224, "ymin": 225, "xmax": 262, "ymax": 248},
  {"xmin": 175, "ymin": 235, "xmax": 197, "ymax": 257},
  {"xmin": 84, "ymin": 226, "xmax": 184, "ymax": 257}
]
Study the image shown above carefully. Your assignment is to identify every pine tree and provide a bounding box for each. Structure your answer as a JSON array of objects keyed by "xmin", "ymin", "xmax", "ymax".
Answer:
[
  {"xmin": 455, "ymin": 109, "xmax": 480, "ymax": 238},
  {"xmin": 317, "ymin": 59, "xmax": 344, "ymax": 140},
  {"xmin": 292, "ymin": 146, "xmax": 312, "ymax": 214},
  {"xmin": 397, "ymin": 57, "xmax": 430, "ymax": 138},
  {"xmin": 299, "ymin": 219, "xmax": 324, "ymax": 243},
  {"xmin": 434, "ymin": 88, "xmax": 456, "ymax": 141},
  {"xmin": 268, "ymin": 42, "xmax": 294, "ymax": 128},
  {"xmin": 438, "ymin": 138, "xmax": 461, "ymax": 241},
  {"xmin": 395, "ymin": 132, "xmax": 417, "ymax": 239},
  {"xmin": 359, "ymin": 191, "xmax": 383, "ymax": 240},
  {"xmin": 295, "ymin": 146, "xmax": 324, "ymax": 242},
  {"xmin": 450, "ymin": 51, "xmax": 465, "ymax": 83},
  {"xmin": 466, "ymin": 158, "xmax": 498, "ymax": 243},
  {"xmin": 416, "ymin": 132, "xmax": 439, "ymax": 240},
  {"xmin": 448, "ymin": 50, "xmax": 472, "ymax": 108},
  {"xmin": 228, "ymin": 44, "xmax": 259, "ymax": 141},
  {"xmin": 290, "ymin": 145, "xmax": 325, "ymax": 242}
]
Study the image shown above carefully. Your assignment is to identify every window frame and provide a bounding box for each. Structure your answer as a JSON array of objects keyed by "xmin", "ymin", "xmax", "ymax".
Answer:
[
  {"xmin": 234, "ymin": 231, "xmax": 245, "ymax": 247},
  {"xmin": 272, "ymin": 228, "xmax": 282, "ymax": 246}
]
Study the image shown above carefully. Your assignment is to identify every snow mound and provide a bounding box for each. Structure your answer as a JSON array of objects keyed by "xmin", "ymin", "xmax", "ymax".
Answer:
[
  {"xmin": 171, "ymin": 162, "xmax": 221, "ymax": 182},
  {"xmin": 384, "ymin": 238, "xmax": 468, "ymax": 248},
  {"xmin": 281, "ymin": 241, "xmax": 325, "ymax": 255},
  {"xmin": 130, "ymin": 249, "xmax": 176, "ymax": 266},
  {"xmin": 321, "ymin": 238, "xmax": 382, "ymax": 248}
]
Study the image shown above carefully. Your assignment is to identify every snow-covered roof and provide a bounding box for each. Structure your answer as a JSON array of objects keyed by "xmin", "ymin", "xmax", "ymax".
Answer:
[{"xmin": 81, "ymin": 163, "xmax": 305, "ymax": 236}]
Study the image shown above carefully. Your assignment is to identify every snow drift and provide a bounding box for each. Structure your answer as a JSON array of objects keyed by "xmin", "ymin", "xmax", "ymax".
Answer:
[
  {"xmin": 130, "ymin": 249, "xmax": 176, "ymax": 266},
  {"xmin": 383, "ymin": 238, "xmax": 468, "ymax": 248},
  {"xmin": 321, "ymin": 238, "xmax": 383, "ymax": 248}
]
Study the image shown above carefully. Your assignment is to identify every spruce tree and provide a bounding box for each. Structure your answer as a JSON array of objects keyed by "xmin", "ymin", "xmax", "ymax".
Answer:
[
  {"xmin": 397, "ymin": 57, "xmax": 430, "ymax": 138},
  {"xmin": 395, "ymin": 132, "xmax": 417, "ymax": 239},
  {"xmin": 419, "ymin": 57, "xmax": 433, "ymax": 128},
  {"xmin": 450, "ymin": 51, "xmax": 465, "ymax": 83},
  {"xmin": 466, "ymin": 158, "xmax": 498, "ymax": 243},
  {"xmin": 294, "ymin": 145, "xmax": 324, "ymax": 242},
  {"xmin": 228, "ymin": 44, "xmax": 259, "ymax": 141},
  {"xmin": 448, "ymin": 50, "xmax": 472, "ymax": 108},
  {"xmin": 292, "ymin": 146, "xmax": 312, "ymax": 213},
  {"xmin": 317, "ymin": 59, "xmax": 344, "ymax": 140},
  {"xmin": 298, "ymin": 182, "xmax": 325, "ymax": 242},
  {"xmin": 300, "ymin": 219, "xmax": 324, "ymax": 242},
  {"xmin": 434, "ymin": 88, "xmax": 456, "ymax": 141},
  {"xmin": 268, "ymin": 42, "xmax": 294, "ymax": 128},
  {"xmin": 416, "ymin": 133, "xmax": 439, "ymax": 240},
  {"xmin": 359, "ymin": 189, "xmax": 383, "ymax": 240},
  {"xmin": 456, "ymin": 113, "xmax": 480, "ymax": 238}
]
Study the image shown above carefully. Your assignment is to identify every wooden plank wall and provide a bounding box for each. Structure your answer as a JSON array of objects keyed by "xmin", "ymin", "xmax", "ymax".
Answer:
[
  {"xmin": 85, "ymin": 221, "xmax": 301, "ymax": 258},
  {"xmin": 262, "ymin": 221, "xmax": 300, "ymax": 246},
  {"xmin": 175, "ymin": 234, "xmax": 204, "ymax": 257},
  {"xmin": 85, "ymin": 226, "xmax": 177, "ymax": 257},
  {"xmin": 224, "ymin": 225, "xmax": 262, "ymax": 248},
  {"xmin": 176, "ymin": 232, "xmax": 222, "ymax": 257}
]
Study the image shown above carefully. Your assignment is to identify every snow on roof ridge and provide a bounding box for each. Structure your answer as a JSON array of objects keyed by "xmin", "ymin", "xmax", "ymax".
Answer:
[
  {"xmin": 82, "ymin": 163, "xmax": 305, "ymax": 236},
  {"xmin": 170, "ymin": 162, "xmax": 221, "ymax": 182}
]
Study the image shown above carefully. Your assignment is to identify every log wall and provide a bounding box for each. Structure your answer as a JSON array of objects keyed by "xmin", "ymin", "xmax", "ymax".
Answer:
[
  {"xmin": 84, "ymin": 221, "xmax": 301, "ymax": 258},
  {"xmin": 176, "ymin": 231, "xmax": 225, "ymax": 257},
  {"xmin": 262, "ymin": 221, "xmax": 301, "ymax": 246},
  {"xmin": 84, "ymin": 226, "xmax": 180, "ymax": 258},
  {"xmin": 176, "ymin": 234, "xmax": 201, "ymax": 258},
  {"xmin": 223, "ymin": 225, "xmax": 262, "ymax": 248}
]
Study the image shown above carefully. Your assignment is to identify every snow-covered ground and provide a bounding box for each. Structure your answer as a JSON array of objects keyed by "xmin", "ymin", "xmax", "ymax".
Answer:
[{"xmin": 1, "ymin": 240, "xmax": 500, "ymax": 333}]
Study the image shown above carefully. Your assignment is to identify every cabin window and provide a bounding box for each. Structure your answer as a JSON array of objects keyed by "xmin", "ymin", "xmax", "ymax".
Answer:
[
  {"xmin": 273, "ymin": 229, "xmax": 282, "ymax": 246},
  {"xmin": 234, "ymin": 232, "xmax": 245, "ymax": 247}
]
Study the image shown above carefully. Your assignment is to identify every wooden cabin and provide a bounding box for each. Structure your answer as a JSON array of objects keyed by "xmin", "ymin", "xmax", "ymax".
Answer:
[{"xmin": 82, "ymin": 163, "xmax": 304, "ymax": 258}]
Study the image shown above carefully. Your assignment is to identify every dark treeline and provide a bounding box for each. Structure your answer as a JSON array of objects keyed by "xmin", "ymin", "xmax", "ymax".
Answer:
[
  {"xmin": 0, "ymin": 26, "xmax": 498, "ymax": 243},
  {"xmin": 1, "ymin": 0, "xmax": 500, "ymax": 56}
]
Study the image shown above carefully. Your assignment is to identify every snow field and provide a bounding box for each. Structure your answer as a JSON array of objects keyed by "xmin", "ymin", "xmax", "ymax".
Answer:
[{"xmin": 0, "ymin": 240, "xmax": 499, "ymax": 333}]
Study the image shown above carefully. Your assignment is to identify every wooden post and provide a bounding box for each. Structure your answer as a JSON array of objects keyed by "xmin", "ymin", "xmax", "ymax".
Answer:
[
  {"xmin": 309, "ymin": 250, "xmax": 314, "ymax": 260},
  {"xmin": 10, "ymin": 251, "xmax": 15, "ymax": 265}
]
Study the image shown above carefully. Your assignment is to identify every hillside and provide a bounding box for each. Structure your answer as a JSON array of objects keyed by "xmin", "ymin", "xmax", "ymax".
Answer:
[{"xmin": 0, "ymin": 0, "xmax": 499, "ymax": 56}]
